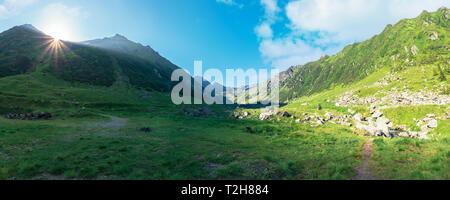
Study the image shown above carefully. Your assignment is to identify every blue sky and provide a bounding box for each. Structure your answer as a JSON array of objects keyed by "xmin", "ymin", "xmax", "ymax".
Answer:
[{"xmin": 0, "ymin": 0, "xmax": 449, "ymax": 76}]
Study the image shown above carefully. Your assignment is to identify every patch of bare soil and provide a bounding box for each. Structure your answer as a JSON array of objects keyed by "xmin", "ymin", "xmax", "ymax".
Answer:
[{"xmin": 354, "ymin": 138, "xmax": 375, "ymax": 180}]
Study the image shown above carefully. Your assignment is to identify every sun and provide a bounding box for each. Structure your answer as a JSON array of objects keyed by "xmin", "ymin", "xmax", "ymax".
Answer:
[
  {"xmin": 43, "ymin": 22, "xmax": 75, "ymax": 41},
  {"xmin": 39, "ymin": 16, "xmax": 78, "ymax": 41}
]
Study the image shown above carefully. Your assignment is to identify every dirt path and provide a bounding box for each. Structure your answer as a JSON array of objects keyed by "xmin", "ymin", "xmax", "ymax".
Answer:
[
  {"xmin": 86, "ymin": 114, "xmax": 128, "ymax": 136},
  {"xmin": 94, "ymin": 114, "xmax": 128, "ymax": 130},
  {"xmin": 354, "ymin": 138, "xmax": 375, "ymax": 180}
]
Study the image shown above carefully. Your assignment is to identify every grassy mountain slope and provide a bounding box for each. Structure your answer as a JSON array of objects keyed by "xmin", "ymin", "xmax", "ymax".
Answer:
[
  {"xmin": 0, "ymin": 24, "xmax": 49, "ymax": 78},
  {"xmin": 280, "ymin": 7, "xmax": 449, "ymax": 102},
  {"xmin": 0, "ymin": 25, "xmax": 177, "ymax": 92},
  {"xmin": 82, "ymin": 34, "xmax": 179, "ymax": 77}
]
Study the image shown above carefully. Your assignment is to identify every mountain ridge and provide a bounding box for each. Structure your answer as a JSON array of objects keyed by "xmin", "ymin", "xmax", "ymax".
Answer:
[
  {"xmin": 0, "ymin": 24, "xmax": 181, "ymax": 92},
  {"xmin": 278, "ymin": 6, "xmax": 449, "ymax": 102},
  {"xmin": 82, "ymin": 33, "xmax": 179, "ymax": 73}
]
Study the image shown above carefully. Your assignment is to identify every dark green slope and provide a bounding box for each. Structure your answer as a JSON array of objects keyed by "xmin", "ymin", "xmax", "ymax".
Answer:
[
  {"xmin": 0, "ymin": 24, "xmax": 49, "ymax": 78},
  {"xmin": 82, "ymin": 34, "xmax": 179, "ymax": 82},
  {"xmin": 0, "ymin": 25, "xmax": 179, "ymax": 92},
  {"xmin": 280, "ymin": 7, "xmax": 449, "ymax": 101}
]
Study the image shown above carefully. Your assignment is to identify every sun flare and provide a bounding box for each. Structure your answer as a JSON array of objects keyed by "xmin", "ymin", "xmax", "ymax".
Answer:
[
  {"xmin": 39, "ymin": 37, "xmax": 70, "ymax": 62},
  {"xmin": 43, "ymin": 23, "xmax": 74, "ymax": 41}
]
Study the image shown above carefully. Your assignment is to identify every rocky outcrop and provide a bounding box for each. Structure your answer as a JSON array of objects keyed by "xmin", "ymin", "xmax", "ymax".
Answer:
[
  {"xmin": 234, "ymin": 111, "xmax": 250, "ymax": 119},
  {"xmin": 416, "ymin": 114, "xmax": 439, "ymax": 131},
  {"xmin": 336, "ymin": 89, "xmax": 450, "ymax": 108},
  {"xmin": 4, "ymin": 112, "xmax": 52, "ymax": 120},
  {"xmin": 259, "ymin": 112, "xmax": 273, "ymax": 120},
  {"xmin": 182, "ymin": 107, "xmax": 216, "ymax": 118},
  {"xmin": 353, "ymin": 111, "xmax": 440, "ymax": 139},
  {"xmin": 277, "ymin": 111, "xmax": 292, "ymax": 118},
  {"xmin": 293, "ymin": 112, "xmax": 352, "ymax": 127},
  {"xmin": 355, "ymin": 111, "xmax": 392, "ymax": 138},
  {"xmin": 429, "ymin": 31, "xmax": 439, "ymax": 40}
]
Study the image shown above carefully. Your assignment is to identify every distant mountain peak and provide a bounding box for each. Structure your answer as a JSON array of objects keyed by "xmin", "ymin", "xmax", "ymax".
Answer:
[
  {"xmin": 111, "ymin": 34, "xmax": 128, "ymax": 40},
  {"xmin": 15, "ymin": 24, "xmax": 43, "ymax": 34},
  {"xmin": 81, "ymin": 33, "xmax": 179, "ymax": 72}
]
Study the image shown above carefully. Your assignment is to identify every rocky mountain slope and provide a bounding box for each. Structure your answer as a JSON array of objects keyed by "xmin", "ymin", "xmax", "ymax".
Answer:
[
  {"xmin": 237, "ymin": 7, "xmax": 449, "ymax": 141},
  {"xmin": 279, "ymin": 7, "xmax": 449, "ymax": 102}
]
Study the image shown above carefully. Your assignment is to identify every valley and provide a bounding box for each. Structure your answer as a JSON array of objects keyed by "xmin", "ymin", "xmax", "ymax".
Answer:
[{"xmin": 0, "ymin": 7, "xmax": 449, "ymax": 180}]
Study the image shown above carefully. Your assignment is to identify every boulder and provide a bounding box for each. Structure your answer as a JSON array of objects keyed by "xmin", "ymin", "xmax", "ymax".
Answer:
[
  {"xmin": 398, "ymin": 132, "xmax": 410, "ymax": 137},
  {"xmin": 325, "ymin": 112, "xmax": 334, "ymax": 121},
  {"xmin": 356, "ymin": 122, "xmax": 381, "ymax": 136},
  {"xmin": 387, "ymin": 122, "xmax": 394, "ymax": 128},
  {"xmin": 427, "ymin": 119, "xmax": 438, "ymax": 128},
  {"xmin": 38, "ymin": 112, "xmax": 52, "ymax": 120},
  {"xmin": 259, "ymin": 112, "xmax": 273, "ymax": 121},
  {"xmin": 356, "ymin": 117, "xmax": 392, "ymax": 137},
  {"xmin": 304, "ymin": 116, "xmax": 311, "ymax": 121},
  {"xmin": 139, "ymin": 127, "xmax": 152, "ymax": 132},
  {"xmin": 371, "ymin": 110, "xmax": 383, "ymax": 118},
  {"xmin": 426, "ymin": 114, "xmax": 436, "ymax": 118},
  {"xmin": 235, "ymin": 111, "xmax": 250, "ymax": 119},
  {"xmin": 341, "ymin": 122, "xmax": 352, "ymax": 127},
  {"xmin": 370, "ymin": 106, "xmax": 377, "ymax": 114},
  {"xmin": 418, "ymin": 132, "xmax": 429, "ymax": 140},
  {"xmin": 353, "ymin": 113, "xmax": 363, "ymax": 121},
  {"xmin": 422, "ymin": 117, "xmax": 433, "ymax": 122},
  {"xmin": 277, "ymin": 111, "xmax": 291, "ymax": 118},
  {"xmin": 394, "ymin": 125, "xmax": 407, "ymax": 131},
  {"xmin": 4, "ymin": 112, "xmax": 51, "ymax": 120},
  {"xmin": 409, "ymin": 132, "xmax": 419, "ymax": 138},
  {"xmin": 243, "ymin": 112, "xmax": 250, "ymax": 117},
  {"xmin": 348, "ymin": 109, "xmax": 355, "ymax": 115}
]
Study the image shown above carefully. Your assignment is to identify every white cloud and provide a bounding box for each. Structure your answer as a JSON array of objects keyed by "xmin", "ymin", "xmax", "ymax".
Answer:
[
  {"xmin": 0, "ymin": 5, "xmax": 8, "ymax": 19},
  {"xmin": 216, "ymin": 0, "xmax": 243, "ymax": 8},
  {"xmin": 5, "ymin": 0, "xmax": 36, "ymax": 8},
  {"xmin": 0, "ymin": 0, "xmax": 36, "ymax": 19},
  {"xmin": 259, "ymin": 37, "xmax": 326, "ymax": 68},
  {"xmin": 255, "ymin": 22, "xmax": 273, "ymax": 38},
  {"xmin": 285, "ymin": 0, "xmax": 450, "ymax": 42},
  {"xmin": 42, "ymin": 3, "xmax": 86, "ymax": 18},
  {"xmin": 256, "ymin": 0, "xmax": 450, "ymax": 70},
  {"xmin": 255, "ymin": 0, "xmax": 280, "ymax": 39},
  {"xmin": 261, "ymin": 0, "xmax": 280, "ymax": 17}
]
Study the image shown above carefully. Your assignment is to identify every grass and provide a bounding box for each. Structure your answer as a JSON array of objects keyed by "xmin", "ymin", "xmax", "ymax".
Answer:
[
  {"xmin": 370, "ymin": 119, "xmax": 450, "ymax": 180},
  {"xmin": 0, "ymin": 106, "xmax": 365, "ymax": 180},
  {"xmin": 383, "ymin": 105, "xmax": 449, "ymax": 127},
  {"xmin": 0, "ymin": 70, "xmax": 365, "ymax": 180}
]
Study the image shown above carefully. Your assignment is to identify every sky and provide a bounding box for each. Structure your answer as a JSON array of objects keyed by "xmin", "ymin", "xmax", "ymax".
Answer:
[{"xmin": 0, "ymin": 0, "xmax": 449, "ymax": 79}]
